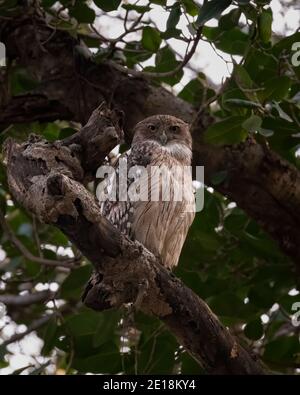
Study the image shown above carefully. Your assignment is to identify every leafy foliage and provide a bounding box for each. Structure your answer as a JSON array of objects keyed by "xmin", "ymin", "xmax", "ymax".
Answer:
[{"xmin": 0, "ymin": 0, "xmax": 299, "ymax": 375}]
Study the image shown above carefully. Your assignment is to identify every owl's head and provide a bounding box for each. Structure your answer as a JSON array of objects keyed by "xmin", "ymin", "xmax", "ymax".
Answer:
[{"xmin": 132, "ymin": 115, "xmax": 192, "ymax": 162}]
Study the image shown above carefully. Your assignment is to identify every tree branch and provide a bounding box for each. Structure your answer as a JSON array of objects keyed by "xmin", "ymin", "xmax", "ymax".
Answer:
[
  {"xmin": 106, "ymin": 27, "xmax": 203, "ymax": 79},
  {"xmin": 0, "ymin": 290, "xmax": 53, "ymax": 306},
  {"xmin": 0, "ymin": 210, "xmax": 77, "ymax": 269},
  {"xmin": 0, "ymin": 94, "xmax": 73, "ymax": 126},
  {"xmin": 0, "ymin": 11, "xmax": 299, "ymax": 268},
  {"xmin": 1, "ymin": 314, "xmax": 52, "ymax": 347},
  {"xmin": 3, "ymin": 105, "xmax": 265, "ymax": 375}
]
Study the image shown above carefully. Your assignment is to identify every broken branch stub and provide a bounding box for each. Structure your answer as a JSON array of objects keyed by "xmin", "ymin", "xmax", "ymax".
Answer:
[
  {"xmin": 61, "ymin": 103, "xmax": 124, "ymax": 175},
  {"xmin": 3, "ymin": 104, "xmax": 123, "ymax": 261}
]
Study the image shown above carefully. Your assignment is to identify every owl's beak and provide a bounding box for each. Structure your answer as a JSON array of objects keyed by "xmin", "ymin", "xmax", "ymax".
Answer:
[{"xmin": 160, "ymin": 132, "xmax": 168, "ymax": 145}]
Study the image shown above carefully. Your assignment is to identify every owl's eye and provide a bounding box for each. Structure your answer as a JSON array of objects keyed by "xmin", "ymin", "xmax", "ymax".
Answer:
[
  {"xmin": 170, "ymin": 125, "xmax": 180, "ymax": 133},
  {"xmin": 148, "ymin": 124, "xmax": 156, "ymax": 131}
]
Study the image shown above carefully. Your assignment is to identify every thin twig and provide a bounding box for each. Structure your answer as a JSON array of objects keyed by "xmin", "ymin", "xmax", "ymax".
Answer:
[
  {"xmin": 2, "ymin": 315, "xmax": 52, "ymax": 346},
  {"xmin": 0, "ymin": 290, "xmax": 54, "ymax": 306},
  {"xmin": 91, "ymin": 14, "xmax": 143, "ymax": 46},
  {"xmin": 107, "ymin": 27, "xmax": 203, "ymax": 79},
  {"xmin": 32, "ymin": 215, "xmax": 43, "ymax": 258},
  {"xmin": 0, "ymin": 211, "xmax": 77, "ymax": 269}
]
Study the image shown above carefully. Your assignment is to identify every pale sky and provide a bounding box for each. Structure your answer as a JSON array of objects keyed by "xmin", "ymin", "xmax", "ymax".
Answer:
[{"xmin": 94, "ymin": 0, "xmax": 300, "ymax": 88}]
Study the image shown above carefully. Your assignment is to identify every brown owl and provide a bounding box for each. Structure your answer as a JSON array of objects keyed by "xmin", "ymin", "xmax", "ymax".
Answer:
[{"xmin": 99, "ymin": 114, "xmax": 195, "ymax": 269}]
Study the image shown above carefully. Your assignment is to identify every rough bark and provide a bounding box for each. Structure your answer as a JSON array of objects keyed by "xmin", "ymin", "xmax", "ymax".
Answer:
[
  {"xmin": 1, "ymin": 12, "xmax": 300, "ymax": 268},
  {"xmin": 3, "ymin": 105, "xmax": 265, "ymax": 375}
]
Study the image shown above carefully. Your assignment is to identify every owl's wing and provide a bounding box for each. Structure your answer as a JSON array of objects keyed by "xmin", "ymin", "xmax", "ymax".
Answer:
[
  {"xmin": 98, "ymin": 151, "xmax": 129, "ymax": 235},
  {"xmin": 98, "ymin": 148, "xmax": 151, "ymax": 236}
]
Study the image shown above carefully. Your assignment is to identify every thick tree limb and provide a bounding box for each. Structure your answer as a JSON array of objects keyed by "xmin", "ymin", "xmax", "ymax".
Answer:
[
  {"xmin": 3, "ymin": 105, "xmax": 265, "ymax": 374},
  {"xmin": 0, "ymin": 12, "xmax": 300, "ymax": 268},
  {"xmin": 0, "ymin": 94, "xmax": 73, "ymax": 125}
]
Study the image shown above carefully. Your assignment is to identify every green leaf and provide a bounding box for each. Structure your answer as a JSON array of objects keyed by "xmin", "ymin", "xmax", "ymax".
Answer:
[
  {"xmin": 154, "ymin": 46, "xmax": 183, "ymax": 86},
  {"xmin": 248, "ymin": 283, "xmax": 274, "ymax": 309},
  {"xmin": 42, "ymin": 0, "xmax": 56, "ymax": 7},
  {"xmin": 59, "ymin": 127, "xmax": 76, "ymax": 140},
  {"xmin": 150, "ymin": 0, "xmax": 166, "ymax": 5},
  {"xmin": 196, "ymin": 0, "xmax": 232, "ymax": 27},
  {"xmin": 64, "ymin": 311, "xmax": 103, "ymax": 337},
  {"xmin": 194, "ymin": 229, "xmax": 222, "ymax": 251},
  {"xmin": 124, "ymin": 41, "xmax": 153, "ymax": 68},
  {"xmin": 202, "ymin": 26, "xmax": 250, "ymax": 56},
  {"xmin": 244, "ymin": 47, "xmax": 277, "ymax": 84},
  {"xmin": 11, "ymin": 68, "xmax": 39, "ymax": 95},
  {"xmin": 258, "ymin": 9, "xmax": 272, "ymax": 44},
  {"xmin": 70, "ymin": 2, "xmax": 95, "ymax": 24},
  {"xmin": 264, "ymin": 336, "xmax": 300, "ymax": 363},
  {"xmin": 204, "ymin": 116, "xmax": 248, "ymax": 145},
  {"xmin": 0, "ymin": 345, "xmax": 7, "ymax": 362},
  {"xmin": 181, "ymin": 352, "xmax": 204, "ymax": 374},
  {"xmin": 166, "ymin": 2, "xmax": 181, "ymax": 31},
  {"xmin": 243, "ymin": 232, "xmax": 283, "ymax": 261},
  {"xmin": 0, "ymin": 360, "xmax": 9, "ymax": 369},
  {"xmin": 242, "ymin": 115, "xmax": 262, "ymax": 133},
  {"xmin": 210, "ymin": 170, "xmax": 228, "ymax": 185},
  {"xmin": 72, "ymin": 342, "xmax": 122, "ymax": 374},
  {"xmin": 160, "ymin": 28, "xmax": 182, "ymax": 40},
  {"xmin": 142, "ymin": 26, "xmax": 162, "ymax": 52},
  {"xmin": 93, "ymin": 311, "xmax": 120, "ymax": 348},
  {"xmin": 234, "ymin": 64, "xmax": 257, "ymax": 101},
  {"xmin": 122, "ymin": 4, "xmax": 151, "ymax": 13},
  {"xmin": 137, "ymin": 332, "xmax": 177, "ymax": 374},
  {"xmin": 61, "ymin": 265, "xmax": 92, "ymax": 300},
  {"xmin": 224, "ymin": 207, "xmax": 248, "ymax": 235},
  {"xmin": 219, "ymin": 8, "xmax": 241, "ymax": 30},
  {"xmin": 234, "ymin": 64, "xmax": 253, "ymax": 89},
  {"xmin": 244, "ymin": 318, "xmax": 264, "ymax": 340},
  {"xmin": 94, "ymin": 0, "xmax": 121, "ymax": 12},
  {"xmin": 178, "ymin": 78, "xmax": 205, "ymax": 106},
  {"xmin": 272, "ymin": 32, "xmax": 300, "ymax": 59},
  {"xmin": 208, "ymin": 293, "xmax": 246, "ymax": 318},
  {"xmin": 258, "ymin": 76, "xmax": 291, "ymax": 102},
  {"xmin": 41, "ymin": 318, "xmax": 58, "ymax": 356},
  {"xmin": 43, "ymin": 123, "xmax": 61, "ymax": 141},
  {"xmin": 182, "ymin": 0, "xmax": 199, "ymax": 16}
]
